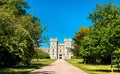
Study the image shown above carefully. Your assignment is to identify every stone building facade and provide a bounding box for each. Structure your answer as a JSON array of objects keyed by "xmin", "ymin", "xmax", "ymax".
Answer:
[{"xmin": 49, "ymin": 38, "xmax": 73, "ymax": 59}]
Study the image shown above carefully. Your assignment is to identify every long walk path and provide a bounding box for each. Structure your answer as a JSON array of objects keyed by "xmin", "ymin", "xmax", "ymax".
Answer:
[{"xmin": 29, "ymin": 59, "xmax": 88, "ymax": 74}]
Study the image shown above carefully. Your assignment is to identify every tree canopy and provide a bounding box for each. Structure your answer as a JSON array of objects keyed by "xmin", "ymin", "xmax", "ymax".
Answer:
[
  {"xmin": 74, "ymin": 2, "xmax": 120, "ymax": 72},
  {"xmin": 0, "ymin": 0, "xmax": 44, "ymax": 67}
]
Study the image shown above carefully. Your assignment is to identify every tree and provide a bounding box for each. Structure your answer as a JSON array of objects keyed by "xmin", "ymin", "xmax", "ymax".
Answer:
[
  {"xmin": 76, "ymin": 2, "xmax": 120, "ymax": 72},
  {"xmin": 0, "ymin": 0, "xmax": 44, "ymax": 67},
  {"xmin": 87, "ymin": 2, "xmax": 120, "ymax": 72},
  {"xmin": 34, "ymin": 48, "xmax": 50, "ymax": 61},
  {"xmin": 113, "ymin": 49, "xmax": 120, "ymax": 71},
  {"xmin": 73, "ymin": 27, "xmax": 89, "ymax": 58}
]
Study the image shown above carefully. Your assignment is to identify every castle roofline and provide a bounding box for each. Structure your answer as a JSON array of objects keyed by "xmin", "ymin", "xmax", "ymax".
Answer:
[
  {"xmin": 64, "ymin": 38, "xmax": 72, "ymax": 42},
  {"xmin": 50, "ymin": 38, "xmax": 57, "ymax": 41}
]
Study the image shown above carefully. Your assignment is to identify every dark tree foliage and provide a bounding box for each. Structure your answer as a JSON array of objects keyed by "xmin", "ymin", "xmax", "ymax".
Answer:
[{"xmin": 0, "ymin": 0, "xmax": 44, "ymax": 67}]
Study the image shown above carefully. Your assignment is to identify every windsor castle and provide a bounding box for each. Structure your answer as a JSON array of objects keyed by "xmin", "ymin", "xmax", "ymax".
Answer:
[{"xmin": 40, "ymin": 38, "xmax": 73, "ymax": 59}]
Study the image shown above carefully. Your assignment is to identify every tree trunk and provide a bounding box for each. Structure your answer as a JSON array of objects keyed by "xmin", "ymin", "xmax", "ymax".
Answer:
[
  {"xmin": 118, "ymin": 64, "xmax": 119, "ymax": 71},
  {"xmin": 111, "ymin": 54, "xmax": 113, "ymax": 72},
  {"xmin": 83, "ymin": 58, "xmax": 86, "ymax": 64},
  {"xmin": 118, "ymin": 59, "xmax": 119, "ymax": 71}
]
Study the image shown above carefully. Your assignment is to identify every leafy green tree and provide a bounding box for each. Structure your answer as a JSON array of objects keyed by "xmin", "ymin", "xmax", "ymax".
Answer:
[
  {"xmin": 0, "ymin": 0, "xmax": 44, "ymax": 67},
  {"xmin": 77, "ymin": 2, "xmax": 120, "ymax": 72},
  {"xmin": 73, "ymin": 27, "xmax": 89, "ymax": 58},
  {"xmin": 34, "ymin": 48, "xmax": 50, "ymax": 60},
  {"xmin": 113, "ymin": 49, "xmax": 120, "ymax": 70},
  {"xmin": 87, "ymin": 3, "xmax": 120, "ymax": 72}
]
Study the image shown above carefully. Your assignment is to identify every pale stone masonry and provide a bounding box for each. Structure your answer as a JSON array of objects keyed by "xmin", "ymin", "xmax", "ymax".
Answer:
[{"xmin": 40, "ymin": 38, "xmax": 73, "ymax": 59}]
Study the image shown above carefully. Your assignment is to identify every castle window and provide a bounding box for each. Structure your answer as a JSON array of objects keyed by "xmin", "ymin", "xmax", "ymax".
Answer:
[
  {"xmin": 60, "ymin": 49, "xmax": 61, "ymax": 53},
  {"xmin": 53, "ymin": 49, "xmax": 54, "ymax": 55},
  {"xmin": 67, "ymin": 50, "xmax": 69, "ymax": 55},
  {"xmin": 53, "ymin": 43, "xmax": 54, "ymax": 45},
  {"xmin": 67, "ymin": 43, "xmax": 69, "ymax": 45}
]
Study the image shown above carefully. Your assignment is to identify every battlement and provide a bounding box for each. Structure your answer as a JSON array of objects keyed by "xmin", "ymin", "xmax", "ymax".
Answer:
[
  {"xmin": 50, "ymin": 38, "xmax": 57, "ymax": 42},
  {"xmin": 64, "ymin": 38, "xmax": 72, "ymax": 42}
]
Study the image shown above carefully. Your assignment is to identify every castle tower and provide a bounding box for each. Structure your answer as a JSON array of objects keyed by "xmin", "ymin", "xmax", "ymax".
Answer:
[
  {"xmin": 50, "ymin": 38, "xmax": 58, "ymax": 59},
  {"xmin": 64, "ymin": 38, "xmax": 72, "ymax": 59},
  {"xmin": 49, "ymin": 38, "xmax": 73, "ymax": 59}
]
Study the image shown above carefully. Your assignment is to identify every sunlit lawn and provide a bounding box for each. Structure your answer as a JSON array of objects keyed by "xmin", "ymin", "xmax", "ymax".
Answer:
[
  {"xmin": 0, "ymin": 59, "xmax": 55, "ymax": 74},
  {"xmin": 66, "ymin": 59, "xmax": 120, "ymax": 74}
]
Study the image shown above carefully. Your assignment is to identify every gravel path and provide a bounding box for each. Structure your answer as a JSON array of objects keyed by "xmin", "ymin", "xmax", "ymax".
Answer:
[{"xmin": 29, "ymin": 59, "xmax": 88, "ymax": 74}]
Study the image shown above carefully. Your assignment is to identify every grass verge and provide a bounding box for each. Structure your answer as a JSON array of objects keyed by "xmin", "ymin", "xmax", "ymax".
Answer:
[
  {"xmin": 66, "ymin": 59, "xmax": 120, "ymax": 74},
  {"xmin": 0, "ymin": 59, "xmax": 55, "ymax": 74}
]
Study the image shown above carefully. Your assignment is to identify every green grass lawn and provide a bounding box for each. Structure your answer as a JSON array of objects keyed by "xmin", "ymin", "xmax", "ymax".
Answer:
[
  {"xmin": 66, "ymin": 59, "xmax": 120, "ymax": 74},
  {"xmin": 0, "ymin": 59, "xmax": 55, "ymax": 74}
]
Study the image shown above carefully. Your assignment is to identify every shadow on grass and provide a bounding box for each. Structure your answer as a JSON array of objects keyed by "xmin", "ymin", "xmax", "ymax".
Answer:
[
  {"xmin": 0, "ymin": 71, "xmax": 28, "ymax": 74},
  {"xmin": 0, "ymin": 61, "xmax": 53, "ymax": 74},
  {"xmin": 77, "ymin": 62, "xmax": 111, "ymax": 65},
  {"xmin": 77, "ymin": 62, "xmax": 83, "ymax": 64},
  {"xmin": 88, "ymin": 69, "xmax": 120, "ymax": 72},
  {"xmin": 14, "ymin": 63, "xmax": 47, "ymax": 69},
  {"xmin": 15, "ymin": 63, "xmax": 53, "ymax": 69}
]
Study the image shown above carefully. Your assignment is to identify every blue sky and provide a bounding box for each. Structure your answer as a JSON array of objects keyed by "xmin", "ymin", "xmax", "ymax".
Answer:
[{"xmin": 25, "ymin": 0, "xmax": 120, "ymax": 47}]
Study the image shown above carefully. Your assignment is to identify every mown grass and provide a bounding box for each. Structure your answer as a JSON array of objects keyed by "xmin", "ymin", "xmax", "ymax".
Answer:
[
  {"xmin": 66, "ymin": 59, "xmax": 120, "ymax": 74},
  {"xmin": 0, "ymin": 59, "xmax": 55, "ymax": 74}
]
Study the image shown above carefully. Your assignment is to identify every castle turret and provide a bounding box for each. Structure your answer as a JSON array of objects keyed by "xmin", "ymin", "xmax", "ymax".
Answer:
[
  {"xmin": 50, "ymin": 38, "xmax": 58, "ymax": 59},
  {"xmin": 64, "ymin": 38, "xmax": 72, "ymax": 59}
]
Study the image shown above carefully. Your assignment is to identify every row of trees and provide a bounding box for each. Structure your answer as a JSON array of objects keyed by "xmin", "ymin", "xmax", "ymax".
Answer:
[
  {"xmin": 74, "ymin": 3, "xmax": 120, "ymax": 72},
  {"xmin": 34, "ymin": 48, "xmax": 50, "ymax": 60},
  {"xmin": 0, "ymin": 0, "xmax": 47, "ymax": 67}
]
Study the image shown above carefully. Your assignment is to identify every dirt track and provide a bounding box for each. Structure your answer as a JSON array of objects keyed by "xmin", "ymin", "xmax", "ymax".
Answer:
[{"xmin": 29, "ymin": 59, "xmax": 88, "ymax": 74}]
